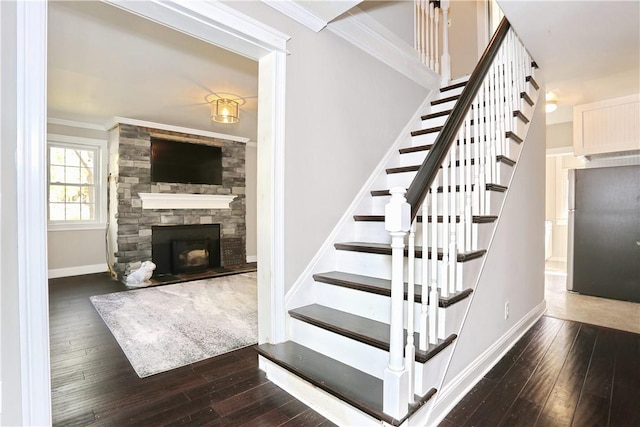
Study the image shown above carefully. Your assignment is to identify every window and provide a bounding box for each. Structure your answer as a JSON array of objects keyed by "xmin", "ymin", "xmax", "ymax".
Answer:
[{"xmin": 48, "ymin": 135, "xmax": 107, "ymax": 230}]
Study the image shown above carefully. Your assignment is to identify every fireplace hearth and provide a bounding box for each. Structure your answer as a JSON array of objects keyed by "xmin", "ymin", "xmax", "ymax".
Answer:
[{"xmin": 152, "ymin": 224, "xmax": 221, "ymax": 276}]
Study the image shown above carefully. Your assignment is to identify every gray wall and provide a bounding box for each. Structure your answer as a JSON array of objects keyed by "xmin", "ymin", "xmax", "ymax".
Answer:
[
  {"xmin": 46, "ymin": 122, "xmax": 109, "ymax": 276},
  {"xmin": 227, "ymin": 1, "xmax": 430, "ymax": 289},
  {"xmin": 435, "ymin": 89, "xmax": 547, "ymax": 418},
  {"xmin": 1, "ymin": 1, "xmax": 24, "ymax": 423},
  {"xmin": 358, "ymin": 0, "xmax": 414, "ymax": 45}
]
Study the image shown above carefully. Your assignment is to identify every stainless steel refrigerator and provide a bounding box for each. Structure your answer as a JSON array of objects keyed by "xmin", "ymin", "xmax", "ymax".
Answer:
[{"xmin": 567, "ymin": 165, "xmax": 640, "ymax": 303}]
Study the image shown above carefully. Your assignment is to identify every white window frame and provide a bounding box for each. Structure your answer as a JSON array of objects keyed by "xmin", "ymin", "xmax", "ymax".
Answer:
[{"xmin": 47, "ymin": 133, "xmax": 108, "ymax": 231}]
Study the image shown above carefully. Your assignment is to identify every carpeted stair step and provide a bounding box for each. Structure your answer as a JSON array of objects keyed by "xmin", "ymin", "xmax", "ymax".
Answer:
[
  {"xmin": 255, "ymin": 341, "xmax": 437, "ymax": 426},
  {"xmin": 334, "ymin": 242, "xmax": 486, "ymax": 262},
  {"xmin": 289, "ymin": 304, "xmax": 457, "ymax": 364},
  {"xmin": 313, "ymin": 271, "xmax": 473, "ymax": 307},
  {"xmin": 370, "ymin": 183, "xmax": 508, "ymax": 197}
]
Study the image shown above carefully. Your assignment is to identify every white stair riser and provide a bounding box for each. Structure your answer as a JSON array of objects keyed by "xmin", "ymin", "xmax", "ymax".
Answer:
[
  {"xmin": 314, "ymin": 281, "xmax": 466, "ymax": 340},
  {"xmin": 290, "ymin": 319, "xmax": 389, "ymax": 379},
  {"xmin": 259, "ymin": 357, "xmax": 381, "ymax": 427},
  {"xmin": 418, "ymin": 114, "xmax": 449, "ymax": 129},
  {"xmin": 370, "ymin": 190, "xmax": 505, "ymax": 216},
  {"xmin": 386, "ymin": 161, "xmax": 513, "ymax": 188},
  {"xmin": 440, "ymin": 85, "xmax": 465, "ymax": 97},
  {"xmin": 414, "ymin": 345, "xmax": 455, "ymax": 396},
  {"xmin": 354, "ymin": 221, "xmax": 493, "ymax": 250},
  {"xmin": 430, "ymin": 99, "xmax": 458, "ymax": 114},
  {"xmin": 334, "ymin": 251, "xmax": 484, "ymax": 291},
  {"xmin": 399, "ymin": 139, "xmax": 522, "ymax": 167}
]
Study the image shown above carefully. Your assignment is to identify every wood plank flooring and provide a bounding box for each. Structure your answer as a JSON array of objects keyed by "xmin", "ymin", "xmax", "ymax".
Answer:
[
  {"xmin": 441, "ymin": 315, "xmax": 640, "ymax": 427},
  {"xmin": 50, "ymin": 273, "xmax": 640, "ymax": 426},
  {"xmin": 49, "ymin": 273, "xmax": 334, "ymax": 427}
]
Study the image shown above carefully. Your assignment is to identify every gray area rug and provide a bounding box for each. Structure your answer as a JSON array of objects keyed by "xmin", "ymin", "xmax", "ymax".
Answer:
[{"xmin": 90, "ymin": 272, "xmax": 257, "ymax": 378}]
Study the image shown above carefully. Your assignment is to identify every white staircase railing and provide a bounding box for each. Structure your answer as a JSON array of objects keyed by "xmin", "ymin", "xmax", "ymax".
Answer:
[
  {"xmin": 383, "ymin": 18, "xmax": 536, "ymax": 418},
  {"xmin": 414, "ymin": 0, "xmax": 451, "ymax": 85}
]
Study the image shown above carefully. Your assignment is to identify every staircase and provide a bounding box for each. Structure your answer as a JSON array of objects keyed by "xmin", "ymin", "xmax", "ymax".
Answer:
[{"xmin": 257, "ymin": 18, "xmax": 541, "ymax": 427}]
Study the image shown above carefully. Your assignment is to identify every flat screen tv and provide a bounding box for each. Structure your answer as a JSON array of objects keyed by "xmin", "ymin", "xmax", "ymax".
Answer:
[{"xmin": 150, "ymin": 138, "xmax": 223, "ymax": 185}]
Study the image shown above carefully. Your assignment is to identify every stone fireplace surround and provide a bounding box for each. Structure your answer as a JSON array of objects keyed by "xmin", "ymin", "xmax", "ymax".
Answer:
[{"xmin": 108, "ymin": 124, "xmax": 246, "ymax": 280}]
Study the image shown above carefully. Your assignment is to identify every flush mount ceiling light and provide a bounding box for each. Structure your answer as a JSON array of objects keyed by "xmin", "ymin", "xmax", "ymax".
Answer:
[
  {"xmin": 211, "ymin": 98, "xmax": 239, "ymax": 124},
  {"xmin": 545, "ymin": 92, "xmax": 558, "ymax": 113},
  {"xmin": 206, "ymin": 93, "xmax": 244, "ymax": 124}
]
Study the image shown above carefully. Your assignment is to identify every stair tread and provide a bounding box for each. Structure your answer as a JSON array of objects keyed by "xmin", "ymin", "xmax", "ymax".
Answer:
[
  {"xmin": 370, "ymin": 183, "xmax": 507, "ymax": 197},
  {"xmin": 386, "ymin": 156, "xmax": 515, "ymax": 174},
  {"xmin": 353, "ymin": 214, "xmax": 497, "ymax": 224},
  {"xmin": 411, "ymin": 126, "xmax": 443, "ymax": 137},
  {"xmin": 256, "ymin": 341, "xmax": 436, "ymax": 426},
  {"xmin": 313, "ymin": 270, "xmax": 474, "ymax": 307},
  {"xmin": 431, "ymin": 94, "xmax": 460, "ymax": 106},
  {"xmin": 421, "ymin": 109, "xmax": 452, "ymax": 121},
  {"xmin": 334, "ymin": 241, "xmax": 486, "ymax": 262},
  {"xmin": 440, "ymin": 81, "xmax": 467, "ymax": 93},
  {"xmin": 290, "ymin": 304, "xmax": 458, "ymax": 364}
]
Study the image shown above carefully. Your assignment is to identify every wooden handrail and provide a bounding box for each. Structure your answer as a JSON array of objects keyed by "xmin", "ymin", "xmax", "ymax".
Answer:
[{"xmin": 406, "ymin": 17, "xmax": 511, "ymax": 220}]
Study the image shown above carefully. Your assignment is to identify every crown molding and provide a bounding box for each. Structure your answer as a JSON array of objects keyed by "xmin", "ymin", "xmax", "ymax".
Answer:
[
  {"xmin": 262, "ymin": 0, "xmax": 327, "ymax": 32},
  {"xmin": 327, "ymin": 7, "xmax": 440, "ymax": 90},
  {"xmin": 105, "ymin": 116, "xmax": 250, "ymax": 143}
]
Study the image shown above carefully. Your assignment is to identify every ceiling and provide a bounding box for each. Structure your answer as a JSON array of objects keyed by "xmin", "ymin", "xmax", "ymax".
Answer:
[
  {"xmin": 48, "ymin": 1, "xmax": 259, "ymax": 140},
  {"xmin": 499, "ymin": 0, "xmax": 640, "ymax": 125},
  {"xmin": 49, "ymin": 1, "xmax": 639, "ymax": 137}
]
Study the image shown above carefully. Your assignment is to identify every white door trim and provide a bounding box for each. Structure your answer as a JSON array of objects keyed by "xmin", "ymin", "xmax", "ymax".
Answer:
[
  {"xmin": 16, "ymin": 2, "xmax": 51, "ymax": 425},
  {"xmin": 19, "ymin": 0, "xmax": 289, "ymax": 422}
]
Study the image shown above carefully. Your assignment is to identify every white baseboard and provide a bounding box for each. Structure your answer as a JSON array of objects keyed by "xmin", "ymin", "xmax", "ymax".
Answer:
[
  {"xmin": 48, "ymin": 263, "xmax": 108, "ymax": 279},
  {"xmin": 246, "ymin": 255, "xmax": 257, "ymax": 263},
  {"xmin": 424, "ymin": 300, "xmax": 547, "ymax": 426}
]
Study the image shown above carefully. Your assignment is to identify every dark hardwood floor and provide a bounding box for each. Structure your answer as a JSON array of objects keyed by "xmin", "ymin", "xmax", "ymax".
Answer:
[
  {"xmin": 441, "ymin": 315, "xmax": 640, "ymax": 427},
  {"xmin": 49, "ymin": 273, "xmax": 335, "ymax": 427},
  {"xmin": 51, "ymin": 273, "xmax": 639, "ymax": 427}
]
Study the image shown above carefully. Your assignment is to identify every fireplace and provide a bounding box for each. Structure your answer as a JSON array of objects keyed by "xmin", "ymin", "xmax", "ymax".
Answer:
[{"xmin": 151, "ymin": 224, "xmax": 221, "ymax": 276}]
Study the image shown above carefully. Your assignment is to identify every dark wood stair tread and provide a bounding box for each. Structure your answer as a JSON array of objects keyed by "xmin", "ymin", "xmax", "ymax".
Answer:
[
  {"xmin": 313, "ymin": 271, "xmax": 474, "ymax": 307},
  {"xmin": 411, "ymin": 126, "xmax": 443, "ymax": 137},
  {"xmin": 526, "ymin": 75, "xmax": 539, "ymax": 90},
  {"xmin": 334, "ymin": 242, "xmax": 486, "ymax": 262},
  {"xmin": 385, "ymin": 156, "xmax": 514, "ymax": 174},
  {"xmin": 256, "ymin": 341, "xmax": 436, "ymax": 426},
  {"xmin": 421, "ymin": 109, "xmax": 452, "ymax": 121},
  {"xmin": 520, "ymin": 92, "xmax": 534, "ymax": 106},
  {"xmin": 371, "ymin": 183, "xmax": 507, "ymax": 197},
  {"xmin": 431, "ymin": 94, "xmax": 460, "ymax": 106},
  {"xmin": 289, "ymin": 304, "xmax": 458, "ymax": 364},
  {"xmin": 353, "ymin": 214, "xmax": 497, "ymax": 224},
  {"xmin": 398, "ymin": 138, "xmax": 479, "ymax": 154},
  {"xmin": 440, "ymin": 81, "xmax": 467, "ymax": 92}
]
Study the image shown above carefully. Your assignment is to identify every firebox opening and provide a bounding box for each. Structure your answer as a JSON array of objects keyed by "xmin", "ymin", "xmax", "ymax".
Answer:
[{"xmin": 172, "ymin": 239, "xmax": 210, "ymax": 274}]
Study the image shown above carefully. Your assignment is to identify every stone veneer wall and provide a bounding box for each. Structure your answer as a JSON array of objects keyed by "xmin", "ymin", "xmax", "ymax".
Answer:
[{"xmin": 110, "ymin": 124, "xmax": 246, "ymax": 279}]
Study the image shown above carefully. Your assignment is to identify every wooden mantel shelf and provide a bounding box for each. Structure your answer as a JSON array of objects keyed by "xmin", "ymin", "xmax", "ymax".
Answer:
[{"xmin": 138, "ymin": 193, "xmax": 236, "ymax": 210}]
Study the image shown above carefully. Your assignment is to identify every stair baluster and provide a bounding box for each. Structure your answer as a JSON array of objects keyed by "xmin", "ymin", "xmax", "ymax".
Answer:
[
  {"xmin": 419, "ymin": 200, "xmax": 429, "ymax": 351},
  {"xmin": 406, "ymin": 220, "xmax": 417, "ymax": 403}
]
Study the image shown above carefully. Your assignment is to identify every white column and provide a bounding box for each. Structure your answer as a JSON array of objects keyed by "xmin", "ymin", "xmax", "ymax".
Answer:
[{"xmin": 383, "ymin": 187, "xmax": 410, "ymax": 419}]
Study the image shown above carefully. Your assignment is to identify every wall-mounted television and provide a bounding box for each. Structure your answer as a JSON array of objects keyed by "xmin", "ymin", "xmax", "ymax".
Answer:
[{"xmin": 150, "ymin": 138, "xmax": 223, "ymax": 185}]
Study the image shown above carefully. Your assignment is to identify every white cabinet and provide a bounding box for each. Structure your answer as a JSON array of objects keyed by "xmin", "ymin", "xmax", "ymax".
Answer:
[{"xmin": 573, "ymin": 94, "xmax": 640, "ymax": 156}]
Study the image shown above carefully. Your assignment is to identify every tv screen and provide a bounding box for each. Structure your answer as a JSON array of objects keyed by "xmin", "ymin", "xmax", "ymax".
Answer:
[{"xmin": 150, "ymin": 138, "xmax": 222, "ymax": 185}]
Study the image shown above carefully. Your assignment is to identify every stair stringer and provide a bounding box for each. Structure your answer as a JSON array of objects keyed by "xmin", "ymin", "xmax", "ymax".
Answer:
[
  {"xmin": 284, "ymin": 93, "xmax": 440, "ymax": 318},
  {"xmin": 408, "ymin": 83, "xmax": 547, "ymax": 427}
]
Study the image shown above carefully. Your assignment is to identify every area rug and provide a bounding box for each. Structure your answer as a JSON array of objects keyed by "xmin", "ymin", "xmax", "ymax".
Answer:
[{"xmin": 90, "ymin": 272, "xmax": 257, "ymax": 378}]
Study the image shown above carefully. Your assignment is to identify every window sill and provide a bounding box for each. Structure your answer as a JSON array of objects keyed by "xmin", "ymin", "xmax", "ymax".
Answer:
[{"xmin": 48, "ymin": 222, "xmax": 107, "ymax": 232}]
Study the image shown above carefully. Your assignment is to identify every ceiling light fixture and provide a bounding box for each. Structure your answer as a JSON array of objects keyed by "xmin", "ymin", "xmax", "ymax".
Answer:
[
  {"xmin": 211, "ymin": 98, "xmax": 239, "ymax": 124},
  {"xmin": 545, "ymin": 100, "xmax": 558, "ymax": 113}
]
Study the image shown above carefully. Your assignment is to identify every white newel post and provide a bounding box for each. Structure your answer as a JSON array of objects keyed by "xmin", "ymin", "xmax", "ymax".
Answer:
[
  {"xmin": 440, "ymin": 0, "xmax": 451, "ymax": 84},
  {"xmin": 384, "ymin": 187, "xmax": 410, "ymax": 419}
]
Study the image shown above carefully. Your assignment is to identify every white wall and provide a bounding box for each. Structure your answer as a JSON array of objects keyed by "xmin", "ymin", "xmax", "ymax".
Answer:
[
  {"xmin": 449, "ymin": 0, "xmax": 482, "ymax": 79},
  {"xmin": 227, "ymin": 1, "xmax": 430, "ymax": 290},
  {"xmin": 431, "ymin": 91, "xmax": 547, "ymax": 422},
  {"xmin": 1, "ymin": 1, "xmax": 24, "ymax": 423},
  {"xmin": 357, "ymin": 0, "xmax": 414, "ymax": 45}
]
